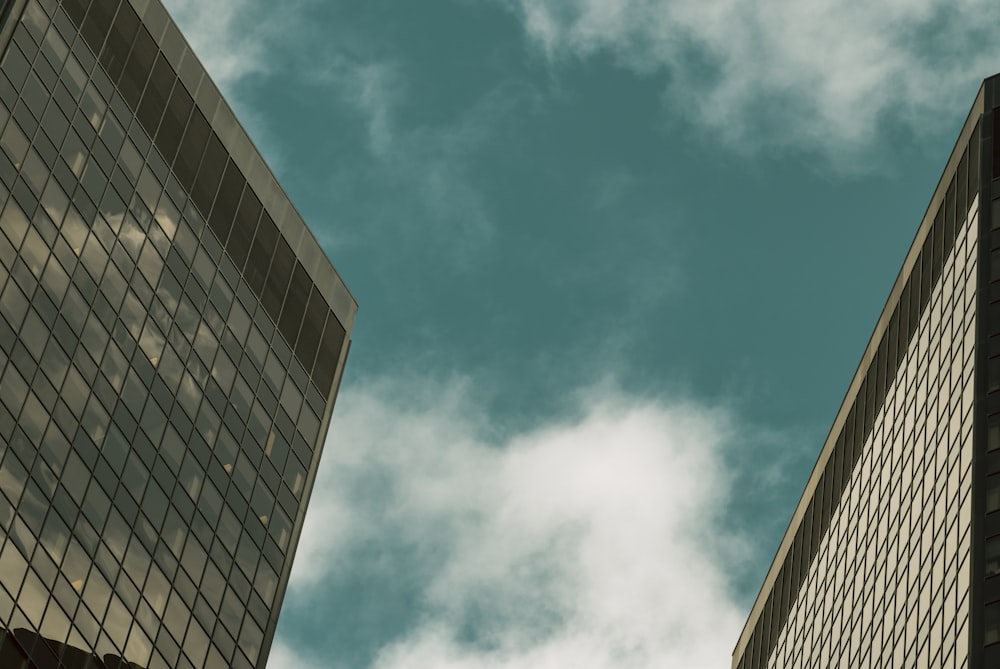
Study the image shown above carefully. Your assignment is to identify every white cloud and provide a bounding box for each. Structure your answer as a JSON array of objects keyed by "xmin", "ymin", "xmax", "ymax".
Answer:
[
  {"xmin": 505, "ymin": 0, "xmax": 1000, "ymax": 155},
  {"xmin": 275, "ymin": 377, "xmax": 747, "ymax": 669}
]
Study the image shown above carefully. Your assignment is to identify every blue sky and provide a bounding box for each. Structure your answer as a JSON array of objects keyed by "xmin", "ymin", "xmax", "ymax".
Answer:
[{"xmin": 162, "ymin": 0, "xmax": 1000, "ymax": 666}]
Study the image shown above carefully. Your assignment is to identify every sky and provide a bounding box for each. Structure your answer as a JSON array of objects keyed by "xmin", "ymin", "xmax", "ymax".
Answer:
[{"xmin": 160, "ymin": 0, "xmax": 1000, "ymax": 667}]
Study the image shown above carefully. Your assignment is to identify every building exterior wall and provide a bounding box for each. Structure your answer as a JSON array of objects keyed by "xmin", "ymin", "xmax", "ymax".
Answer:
[
  {"xmin": 978, "ymin": 90, "xmax": 1000, "ymax": 668},
  {"xmin": 734, "ymin": 82, "xmax": 990, "ymax": 668},
  {"xmin": 765, "ymin": 196, "xmax": 978, "ymax": 668},
  {"xmin": 0, "ymin": 1, "xmax": 356, "ymax": 668}
]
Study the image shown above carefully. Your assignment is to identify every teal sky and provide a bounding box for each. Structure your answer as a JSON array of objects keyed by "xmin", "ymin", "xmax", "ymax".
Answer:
[{"xmin": 163, "ymin": 0, "xmax": 999, "ymax": 666}]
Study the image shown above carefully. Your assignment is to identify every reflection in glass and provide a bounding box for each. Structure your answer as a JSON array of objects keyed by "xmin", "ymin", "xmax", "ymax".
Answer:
[{"xmin": 0, "ymin": 1, "xmax": 351, "ymax": 667}]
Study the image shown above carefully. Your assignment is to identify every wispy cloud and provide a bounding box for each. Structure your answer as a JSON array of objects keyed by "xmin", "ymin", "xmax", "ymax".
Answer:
[
  {"xmin": 270, "ymin": 376, "xmax": 748, "ymax": 669},
  {"xmin": 313, "ymin": 61, "xmax": 536, "ymax": 262},
  {"xmin": 505, "ymin": 0, "xmax": 999, "ymax": 157}
]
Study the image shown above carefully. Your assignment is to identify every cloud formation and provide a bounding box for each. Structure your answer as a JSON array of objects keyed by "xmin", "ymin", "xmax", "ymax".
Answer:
[
  {"xmin": 506, "ymin": 0, "xmax": 1000, "ymax": 154},
  {"xmin": 312, "ymin": 61, "xmax": 533, "ymax": 261},
  {"xmin": 269, "ymin": 377, "xmax": 747, "ymax": 669}
]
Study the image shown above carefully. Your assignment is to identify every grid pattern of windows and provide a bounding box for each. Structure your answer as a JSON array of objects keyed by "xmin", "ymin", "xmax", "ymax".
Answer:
[
  {"xmin": 735, "ymin": 124, "xmax": 982, "ymax": 669},
  {"xmin": 58, "ymin": 0, "xmax": 346, "ymax": 401},
  {"xmin": 0, "ymin": 1, "xmax": 351, "ymax": 668},
  {"xmin": 763, "ymin": 200, "xmax": 978, "ymax": 668}
]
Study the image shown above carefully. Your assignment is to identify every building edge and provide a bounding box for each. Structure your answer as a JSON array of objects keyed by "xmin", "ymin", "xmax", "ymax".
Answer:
[
  {"xmin": 0, "ymin": 0, "xmax": 25, "ymax": 54},
  {"xmin": 126, "ymin": 0, "xmax": 358, "ymax": 335},
  {"xmin": 258, "ymin": 338, "xmax": 351, "ymax": 664},
  {"xmin": 732, "ymin": 78, "xmax": 990, "ymax": 667},
  {"xmin": 118, "ymin": 2, "xmax": 363, "ymax": 658},
  {"xmin": 0, "ymin": 0, "xmax": 359, "ymax": 666}
]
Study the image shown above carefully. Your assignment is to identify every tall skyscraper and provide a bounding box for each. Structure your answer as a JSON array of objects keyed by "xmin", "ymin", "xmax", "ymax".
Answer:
[
  {"xmin": 0, "ymin": 0, "xmax": 356, "ymax": 667},
  {"xmin": 731, "ymin": 77, "xmax": 1000, "ymax": 668}
]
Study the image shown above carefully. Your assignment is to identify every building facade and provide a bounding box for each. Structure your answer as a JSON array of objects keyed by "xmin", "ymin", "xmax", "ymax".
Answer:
[
  {"xmin": 0, "ymin": 0, "xmax": 356, "ymax": 667},
  {"xmin": 732, "ymin": 77, "xmax": 1000, "ymax": 667}
]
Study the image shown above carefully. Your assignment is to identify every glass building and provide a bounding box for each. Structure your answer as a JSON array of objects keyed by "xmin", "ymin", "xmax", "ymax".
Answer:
[
  {"xmin": 731, "ymin": 77, "xmax": 1000, "ymax": 668},
  {"xmin": 0, "ymin": 0, "xmax": 356, "ymax": 667}
]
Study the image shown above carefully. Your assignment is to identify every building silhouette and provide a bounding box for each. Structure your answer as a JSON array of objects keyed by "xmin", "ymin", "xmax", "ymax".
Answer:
[
  {"xmin": 0, "ymin": 0, "xmax": 356, "ymax": 667},
  {"xmin": 732, "ymin": 77, "xmax": 1000, "ymax": 667}
]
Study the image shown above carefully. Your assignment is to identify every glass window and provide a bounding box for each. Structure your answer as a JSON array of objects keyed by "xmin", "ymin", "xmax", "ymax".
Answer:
[
  {"xmin": 207, "ymin": 159, "xmax": 243, "ymax": 245},
  {"xmin": 282, "ymin": 455, "xmax": 304, "ymax": 500},
  {"xmin": 278, "ymin": 261, "xmax": 309, "ymax": 354},
  {"xmin": 158, "ymin": 81, "xmax": 195, "ymax": 172},
  {"xmin": 295, "ymin": 287, "xmax": 326, "ymax": 377},
  {"xmin": 137, "ymin": 53, "xmax": 174, "ymax": 138},
  {"xmin": 58, "ymin": 43, "xmax": 87, "ymax": 98},
  {"xmin": 159, "ymin": 423, "xmax": 186, "ymax": 475},
  {"xmin": 21, "ymin": 70, "xmax": 49, "ymax": 120},
  {"xmin": 0, "ymin": 278, "xmax": 29, "ymax": 332},
  {"xmin": 19, "ymin": 390, "xmax": 49, "ymax": 443},
  {"xmin": 2, "ymin": 200, "xmax": 29, "ymax": 260},
  {"xmin": 0, "ymin": 118, "xmax": 28, "ymax": 172},
  {"xmin": 20, "ymin": 146, "xmax": 49, "ymax": 197},
  {"xmin": 162, "ymin": 587, "xmax": 190, "ymax": 646},
  {"xmin": 219, "ymin": 585, "xmax": 243, "ymax": 636},
  {"xmin": 57, "ymin": 209, "xmax": 87, "ymax": 267},
  {"xmin": 124, "ymin": 622, "xmax": 153, "ymax": 667},
  {"xmin": 988, "ymin": 536, "xmax": 1000, "ymax": 578},
  {"xmin": 79, "ymin": 78, "xmax": 108, "ymax": 134},
  {"xmin": 173, "ymin": 107, "xmax": 209, "ymax": 191},
  {"xmin": 154, "ymin": 191, "xmax": 180, "ymax": 243},
  {"xmin": 238, "ymin": 616, "xmax": 262, "ymax": 664},
  {"xmin": 989, "ymin": 601, "xmax": 1000, "ymax": 646},
  {"xmin": 79, "ymin": 229, "xmax": 109, "ymax": 280},
  {"xmin": 1, "ymin": 43, "xmax": 31, "ymax": 91},
  {"xmin": 184, "ymin": 617, "xmax": 210, "ymax": 667},
  {"xmin": 297, "ymin": 406, "xmax": 320, "ymax": 447},
  {"xmin": 189, "ymin": 129, "xmax": 225, "ymax": 216},
  {"xmin": 20, "ymin": 1, "xmax": 49, "ymax": 42},
  {"xmin": 260, "ymin": 236, "xmax": 292, "ymax": 320},
  {"xmin": 98, "ymin": 104, "xmax": 126, "ymax": 156},
  {"xmin": 118, "ymin": 24, "xmax": 156, "ymax": 109},
  {"xmin": 137, "ymin": 238, "xmax": 164, "ymax": 287},
  {"xmin": 989, "ymin": 474, "xmax": 1000, "ymax": 514},
  {"xmin": 0, "ymin": 450, "xmax": 28, "ymax": 506},
  {"xmin": 313, "ymin": 314, "xmax": 345, "ymax": 397}
]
